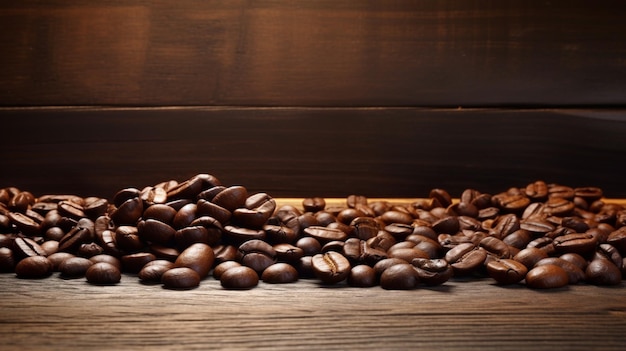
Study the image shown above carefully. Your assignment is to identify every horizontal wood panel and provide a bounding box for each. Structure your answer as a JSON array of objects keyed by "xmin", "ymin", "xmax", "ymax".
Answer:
[
  {"xmin": 0, "ymin": 274, "xmax": 625, "ymax": 350},
  {"xmin": 1, "ymin": 1, "xmax": 625, "ymax": 107},
  {"xmin": 1, "ymin": 107, "xmax": 625, "ymax": 199}
]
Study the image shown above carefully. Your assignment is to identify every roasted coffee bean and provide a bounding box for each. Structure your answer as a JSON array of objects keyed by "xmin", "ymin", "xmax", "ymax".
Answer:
[
  {"xmin": 595, "ymin": 244, "xmax": 623, "ymax": 269},
  {"xmin": 40, "ymin": 240, "xmax": 59, "ymax": 256},
  {"xmin": 161, "ymin": 267, "xmax": 201, "ymax": 290},
  {"xmin": 220, "ymin": 266, "xmax": 259, "ymax": 290},
  {"xmin": 86, "ymin": 262, "xmax": 121, "ymax": 285},
  {"xmin": 14, "ymin": 237, "xmax": 47, "ymax": 258},
  {"xmin": 373, "ymin": 258, "xmax": 407, "ymax": 277},
  {"xmin": 429, "ymin": 189, "xmax": 452, "ymax": 208},
  {"xmin": 261, "ymin": 263, "xmax": 299, "ymax": 284},
  {"xmin": 149, "ymin": 244, "xmax": 179, "ymax": 261},
  {"xmin": 302, "ymin": 197, "xmax": 326, "ymax": 212},
  {"xmin": 342, "ymin": 238, "xmax": 387, "ymax": 266},
  {"xmin": 525, "ymin": 264, "xmax": 569, "ymax": 289},
  {"xmin": 607, "ymin": 227, "xmax": 626, "ymax": 255},
  {"xmin": 525, "ymin": 180, "xmax": 549, "ymax": 200},
  {"xmin": 121, "ymin": 252, "xmax": 156, "ymax": 274},
  {"xmin": 89, "ymin": 254, "xmax": 122, "ymax": 270},
  {"xmin": 139, "ymin": 186, "xmax": 168, "ymax": 206},
  {"xmin": 114, "ymin": 226, "xmax": 144, "ymax": 252},
  {"xmin": 48, "ymin": 252, "xmax": 75, "ymax": 271},
  {"xmin": 212, "ymin": 186, "xmax": 248, "ymax": 212},
  {"xmin": 411, "ymin": 258, "xmax": 453, "ymax": 286},
  {"xmin": 165, "ymin": 176, "xmax": 204, "ymax": 201},
  {"xmin": 553, "ymin": 233, "xmax": 597, "ymax": 255},
  {"xmin": 263, "ymin": 224, "xmax": 297, "ymax": 244},
  {"xmin": 175, "ymin": 225, "xmax": 210, "ymax": 249},
  {"xmin": 347, "ymin": 265, "xmax": 377, "ymax": 287},
  {"xmin": 431, "ymin": 216, "xmax": 459, "ymax": 235},
  {"xmin": 223, "ymin": 225, "xmax": 266, "ymax": 244},
  {"xmin": 9, "ymin": 191, "xmax": 35, "ymax": 213},
  {"xmin": 486, "ymin": 259, "xmax": 528, "ymax": 285},
  {"xmin": 213, "ymin": 261, "xmax": 242, "ymax": 280},
  {"xmin": 388, "ymin": 247, "xmax": 430, "ymax": 263},
  {"xmin": 77, "ymin": 242, "xmax": 104, "ymax": 258},
  {"xmin": 15, "ymin": 255, "xmax": 53, "ymax": 278},
  {"xmin": 57, "ymin": 200, "xmax": 86, "ymax": 221},
  {"xmin": 526, "ymin": 237, "xmax": 556, "ymax": 256},
  {"xmin": 143, "ymin": 204, "xmax": 178, "ymax": 225},
  {"xmin": 137, "ymin": 219, "xmax": 176, "ymax": 246},
  {"xmin": 172, "ymin": 203, "xmax": 198, "ymax": 229},
  {"xmin": 535, "ymin": 257, "xmax": 585, "ymax": 284},
  {"xmin": 138, "ymin": 260, "xmax": 175, "ymax": 283},
  {"xmin": 95, "ymin": 229, "xmax": 122, "ymax": 257},
  {"xmin": 197, "ymin": 186, "xmax": 227, "ymax": 202},
  {"xmin": 0, "ymin": 247, "xmax": 15, "ymax": 272},
  {"xmin": 233, "ymin": 196, "xmax": 276, "ymax": 229},
  {"xmin": 445, "ymin": 243, "xmax": 487, "ymax": 276},
  {"xmin": 380, "ymin": 263, "xmax": 420, "ymax": 290},
  {"xmin": 273, "ymin": 243, "xmax": 304, "ymax": 263},
  {"xmin": 543, "ymin": 197, "xmax": 575, "ymax": 217},
  {"xmin": 59, "ymin": 257, "xmax": 93, "ymax": 278},
  {"xmin": 336, "ymin": 208, "xmax": 365, "ymax": 225},
  {"xmin": 574, "ymin": 187, "xmax": 603, "ymax": 202},
  {"xmin": 8, "ymin": 212, "xmax": 41, "ymax": 236},
  {"xmin": 311, "ymin": 251, "xmax": 351, "ymax": 284},
  {"xmin": 479, "ymin": 236, "xmax": 511, "ymax": 259},
  {"xmin": 559, "ymin": 253, "xmax": 588, "ymax": 271},
  {"xmin": 213, "ymin": 244, "xmax": 238, "ymax": 265},
  {"xmin": 513, "ymin": 247, "xmax": 549, "ymax": 270},
  {"xmin": 110, "ymin": 197, "xmax": 143, "ymax": 226},
  {"xmin": 585, "ymin": 257, "xmax": 622, "ymax": 285},
  {"xmin": 175, "ymin": 243, "xmax": 215, "ymax": 278},
  {"xmin": 303, "ymin": 226, "xmax": 348, "ymax": 243}
]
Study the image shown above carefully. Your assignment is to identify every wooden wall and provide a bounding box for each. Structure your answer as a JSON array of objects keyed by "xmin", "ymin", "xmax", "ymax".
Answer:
[{"xmin": 1, "ymin": 1, "xmax": 625, "ymax": 199}]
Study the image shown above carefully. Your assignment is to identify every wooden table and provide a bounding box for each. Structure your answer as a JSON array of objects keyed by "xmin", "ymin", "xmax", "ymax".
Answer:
[{"xmin": 1, "ymin": 272, "xmax": 625, "ymax": 351}]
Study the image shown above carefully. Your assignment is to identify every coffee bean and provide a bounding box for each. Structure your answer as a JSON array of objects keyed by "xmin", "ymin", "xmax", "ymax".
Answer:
[
  {"xmin": 137, "ymin": 219, "xmax": 176, "ymax": 246},
  {"xmin": 172, "ymin": 203, "xmax": 198, "ymax": 229},
  {"xmin": 213, "ymin": 261, "xmax": 242, "ymax": 280},
  {"xmin": 553, "ymin": 233, "xmax": 597, "ymax": 255},
  {"xmin": 175, "ymin": 225, "xmax": 209, "ymax": 249},
  {"xmin": 486, "ymin": 258, "xmax": 528, "ymax": 285},
  {"xmin": 304, "ymin": 226, "xmax": 348, "ymax": 243},
  {"xmin": 513, "ymin": 247, "xmax": 549, "ymax": 270},
  {"xmin": 525, "ymin": 264, "xmax": 569, "ymax": 289},
  {"xmin": 223, "ymin": 225, "xmax": 266, "ymax": 245},
  {"xmin": 296, "ymin": 236, "xmax": 322, "ymax": 256},
  {"xmin": 89, "ymin": 254, "xmax": 122, "ymax": 270},
  {"xmin": 311, "ymin": 251, "xmax": 351, "ymax": 284},
  {"xmin": 342, "ymin": 238, "xmax": 387, "ymax": 266},
  {"xmin": 387, "ymin": 247, "xmax": 430, "ymax": 263},
  {"xmin": 0, "ymin": 247, "xmax": 15, "ymax": 272},
  {"xmin": 585, "ymin": 258, "xmax": 622, "ymax": 285},
  {"xmin": 445, "ymin": 243, "xmax": 487, "ymax": 276},
  {"xmin": 535, "ymin": 257, "xmax": 585, "ymax": 284},
  {"xmin": 411, "ymin": 258, "xmax": 453, "ymax": 286},
  {"xmin": 138, "ymin": 260, "xmax": 175, "ymax": 283},
  {"xmin": 302, "ymin": 197, "xmax": 326, "ymax": 212},
  {"xmin": 121, "ymin": 252, "xmax": 156, "ymax": 274},
  {"xmin": 261, "ymin": 263, "xmax": 299, "ymax": 284},
  {"xmin": 48, "ymin": 252, "xmax": 75, "ymax": 271},
  {"xmin": 114, "ymin": 226, "xmax": 144, "ymax": 253},
  {"xmin": 212, "ymin": 186, "xmax": 248, "ymax": 212},
  {"xmin": 161, "ymin": 267, "xmax": 201, "ymax": 290},
  {"xmin": 15, "ymin": 256, "xmax": 53, "ymax": 279},
  {"xmin": 175, "ymin": 243, "xmax": 215, "ymax": 278},
  {"xmin": 59, "ymin": 257, "xmax": 93, "ymax": 278},
  {"xmin": 110, "ymin": 197, "xmax": 143, "ymax": 226},
  {"xmin": 86, "ymin": 262, "xmax": 121, "ymax": 285},
  {"xmin": 273, "ymin": 243, "xmax": 304, "ymax": 263},
  {"xmin": 143, "ymin": 204, "xmax": 178, "ymax": 225},
  {"xmin": 14, "ymin": 237, "xmax": 47, "ymax": 258},
  {"xmin": 380, "ymin": 263, "xmax": 420, "ymax": 290},
  {"xmin": 220, "ymin": 266, "xmax": 259, "ymax": 290},
  {"xmin": 213, "ymin": 245, "xmax": 238, "ymax": 265},
  {"xmin": 348, "ymin": 265, "xmax": 377, "ymax": 287}
]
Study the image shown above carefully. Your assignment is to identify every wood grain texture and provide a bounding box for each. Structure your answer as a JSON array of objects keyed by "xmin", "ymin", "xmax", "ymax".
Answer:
[
  {"xmin": 2, "ymin": 107, "xmax": 626, "ymax": 198},
  {"xmin": 1, "ymin": 1, "xmax": 625, "ymax": 107},
  {"xmin": 1, "ymin": 273, "xmax": 625, "ymax": 350}
]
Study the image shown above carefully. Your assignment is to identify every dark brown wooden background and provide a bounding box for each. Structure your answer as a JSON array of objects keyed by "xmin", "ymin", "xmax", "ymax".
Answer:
[{"xmin": 1, "ymin": 1, "xmax": 626, "ymax": 199}]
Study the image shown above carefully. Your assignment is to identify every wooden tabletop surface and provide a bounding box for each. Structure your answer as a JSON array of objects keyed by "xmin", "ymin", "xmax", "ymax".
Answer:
[{"xmin": 1, "ymin": 272, "xmax": 625, "ymax": 351}]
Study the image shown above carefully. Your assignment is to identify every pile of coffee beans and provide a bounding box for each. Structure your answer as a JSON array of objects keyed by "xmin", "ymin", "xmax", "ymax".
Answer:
[{"xmin": 1, "ymin": 174, "xmax": 625, "ymax": 290}]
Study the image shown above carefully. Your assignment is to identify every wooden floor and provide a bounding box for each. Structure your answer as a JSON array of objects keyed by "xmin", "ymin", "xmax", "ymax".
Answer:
[{"xmin": 1, "ymin": 272, "xmax": 625, "ymax": 350}]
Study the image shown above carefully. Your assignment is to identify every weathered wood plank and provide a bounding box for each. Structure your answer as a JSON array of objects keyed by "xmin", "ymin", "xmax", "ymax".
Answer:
[
  {"xmin": 0, "ymin": 274, "xmax": 624, "ymax": 350},
  {"xmin": 1, "ymin": 107, "xmax": 626, "ymax": 198},
  {"xmin": 1, "ymin": 1, "xmax": 625, "ymax": 106}
]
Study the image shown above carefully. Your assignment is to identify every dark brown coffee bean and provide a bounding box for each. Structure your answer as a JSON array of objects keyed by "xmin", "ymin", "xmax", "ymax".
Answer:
[
  {"xmin": 110, "ymin": 197, "xmax": 143, "ymax": 226},
  {"xmin": 513, "ymin": 247, "xmax": 549, "ymax": 270},
  {"xmin": 85, "ymin": 262, "xmax": 121, "ymax": 285},
  {"xmin": 429, "ymin": 189, "xmax": 452, "ymax": 208},
  {"xmin": 14, "ymin": 237, "xmax": 47, "ymax": 258},
  {"xmin": 273, "ymin": 243, "xmax": 304, "ymax": 263},
  {"xmin": 77, "ymin": 242, "xmax": 104, "ymax": 258},
  {"xmin": 138, "ymin": 260, "xmax": 175, "ymax": 283},
  {"xmin": 175, "ymin": 243, "xmax": 215, "ymax": 278},
  {"xmin": 212, "ymin": 186, "xmax": 248, "ymax": 212},
  {"xmin": 304, "ymin": 226, "xmax": 348, "ymax": 243},
  {"xmin": 121, "ymin": 252, "xmax": 156, "ymax": 274},
  {"xmin": 143, "ymin": 204, "xmax": 178, "ymax": 225},
  {"xmin": 525, "ymin": 180, "xmax": 548, "ymax": 200},
  {"xmin": 311, "ymin": 251, "xmax": 351, "ymax": 284},
  {"xmin": 431, "ymin": 216, "xmax": 459, "ymax": 235},
  {"xmin": 161, "ymin": 267, "xmax": 201, "ymax": 290},
  {"xmin": 574, "ymin": 187, "xmax": 603, "ymax": 202},
  {"xmin": 8, "ymin": 212, "xmax": 41, "ymax": 236},
  {"xmin": 137, "ymin": 219, "xmax": 176, "ymax": 245},
  {"xmin": 585, "ymin": 258, "xmax": 622, "ymax": 285},
  {"xmin": 607, "ymin": 227, "xmax": 626, "ymax": 255},
  {"xmin": 95, "ymin": 229, "xmax": 122, "ymax": 257},
  {"xmin": 15, "ymin": 255, "xmax": 53, "ymax": 278},
  {"xmin": 336, "ymin": 208, "xmax": 365, "ymax": 225},
  {"xmin": 172, "ymin": 203, "xmax": 198, "ymax": 229},
  {"xmin": 165, "ymin": 176, "xmax": 204, "ymax": 201},
  {"xmin": 387, "ymin": 247, "xmax": 430, "ymax": 263},
  {"xmin": 140, "ymin": 186, "xmax": 168, "ymax": 206},
  {"xmin": 89, "ymin": 254, "xmax": 122, "ymax": 270},
  {"xmin": 263, "ymin": 224, "xmax": 297, "ymax": 244},
  {"xmin": 380, "ymin": 263, "xmax": 420, "ymax": 290},
  {"xmin": 553, "ymin": 233, "xmax": 597, "ymax": 255},
  {"xmin": 57, "ymin": 200, "xmax": 86, "ymax": 221},
  {"xmin": 302, "ymin": 197, "xmax": 326, "ymax": 212},
  {"xmin": 479, "ymin": 236, "xmax": 511, "ymax": 259},
  {"xmin": 486, "ymin": 259, "xmax": 528, "ymax": 285},
  {"xmin": 175, "ymin": 225, "xmax": 210, "ymax": 249},
  {"xmin": 261, "ymin": 263, "xmax": 299, "ymax": 284},
  {"xmin": 213, "ymin": 244, "xmax": 238, "ymax": 265},
  {"xmin": 526, "ymin": 236, "xmax": 556, "ymax": 256},
  {"xmin": 0, "ymin": 247, "xmax": 15, "ymax": 272},
  {"xmin": 212, "ymin": 261, "xmax": 242, "ymax": 279},
  {"xmin": 223, "ymin": 225, "xmax": 266, "ymax": 245},
  {"xmin": 448, "ymin": 247, "xmax": 487, "ymax": 276},
  {"xmin": 535, "ymin": 257, "xmax": 585, "ymax": 284},
  {"xmin": 411, "ymin": 258, "xmax": 453, "ymax": 286},
  {"xmin": 543, "ymin": 197, "xmax": 575, "ymax": 217},
  {"xmin": 114, "ymin": 226, "xmax": 144, "ymax": 252},
  {"xmin": 347, "ymin": 265, "xmax": 377, "ymax": 287},
  {"xmin": 525, "ymin": 264, "xmax": 569, "ymax": 289},
  {"xmin": 342, "ymin": 238, "xmax": 387, "ymax": 266},
  {"xmin": 59, "ymin": 257, "xmax": 93, "ymax": 278},
  {"xmin": 220, "ymin": 266, "xmax": 259, "ymax": 290},
  {"xmin": 9, "ymin": 191, "xmax": 35, "ymax": 213},
  {"xmin": 47, "ymin": 252, "xmax": 75, "ymax": 271}
]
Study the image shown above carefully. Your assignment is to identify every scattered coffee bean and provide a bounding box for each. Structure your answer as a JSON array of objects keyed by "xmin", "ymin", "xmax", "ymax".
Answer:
[{"xmin": 161, "ymin": 267, "xmax": 201, "ymax": 290}]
